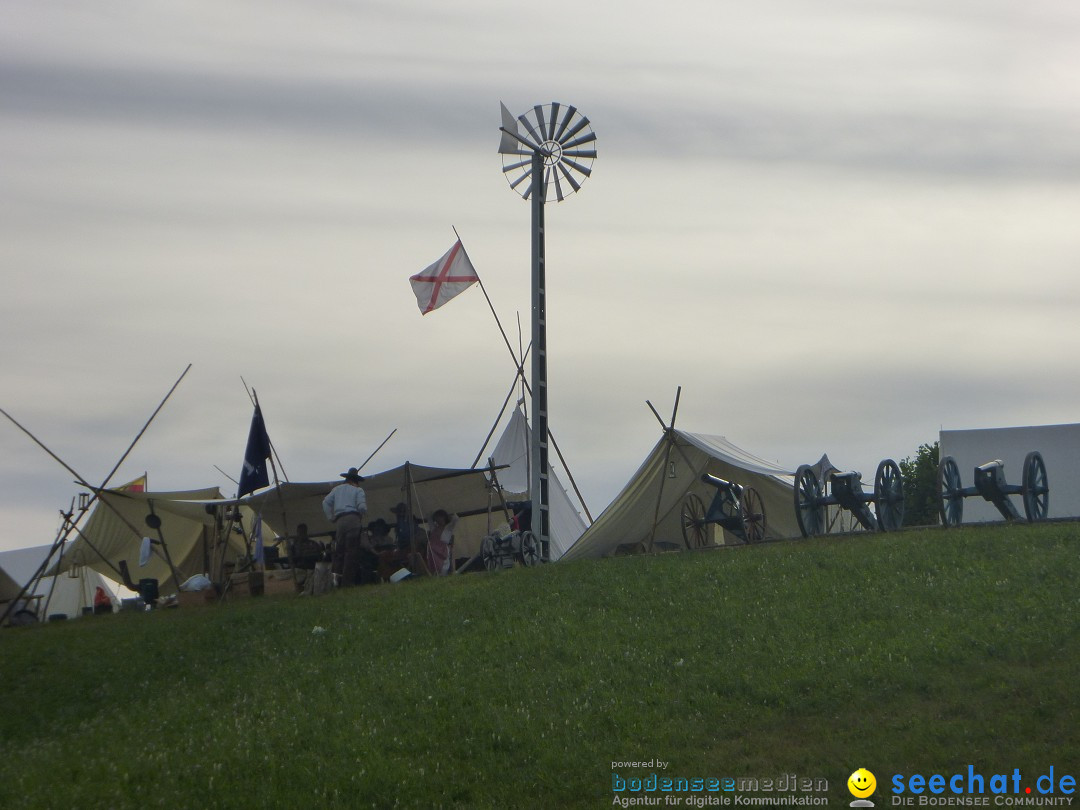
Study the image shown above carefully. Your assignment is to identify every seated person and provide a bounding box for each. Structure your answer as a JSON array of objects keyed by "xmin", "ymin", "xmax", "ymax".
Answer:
[
  {"xmin": 367, "ymin": 518, "xmax": 395, "ymax": 551},
  {"xmin": 288, "ymin": 523, "xmax": 326, "ymax": 567}
]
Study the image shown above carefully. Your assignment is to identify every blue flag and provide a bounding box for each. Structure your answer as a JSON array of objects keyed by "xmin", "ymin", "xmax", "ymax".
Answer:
[{"xmin": 238, "ymin": 405, "xmax": 272, "ymax": 497}]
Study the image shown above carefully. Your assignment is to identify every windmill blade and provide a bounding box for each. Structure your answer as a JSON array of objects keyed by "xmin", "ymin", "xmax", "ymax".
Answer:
[
  {"xmin": 517, "ymin": 113, "xmax": 544, "ymax": 148},
  {"xmin": 553, "ymin": 105, "xmax": 577, "ymax": 142},
  {"xmin": 556, "ymin": 162, "xmax": 582, "ymax": 193},
  {"xmin": 562, "ymin": 149, "xmax": 598, "ymax": 159},
  {"xmin": 560, "ymin": 115, "xmax": 591, "ymax": 144},
  {"xmin": 560, "ymin": 157, "xmax": 593, "ymax": 178},
  {"xmin": 508, "ymin": 170, "xmax": 531, "ymax": 191},
  {"xmin": 552, "ymin": 165, "xmax": 566, "ymax": 202},
  {"xmin": 561, "ymin": 131, "xmax": 597, "ymax": 150},
  {"xmin": 502, "ymin": 157, "xmax": 533, "ymax": 173},
  {"xmin": 533, "ymin": 105, "xmax": 548, "ymax": 143},
  {"xmin": 548, "ymin": 102, "xmax": 561, "ymax": 139}
]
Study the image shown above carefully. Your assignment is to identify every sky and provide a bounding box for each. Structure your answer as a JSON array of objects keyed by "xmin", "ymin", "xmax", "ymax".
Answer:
[{"xmin": 2, "ymin": 0, "xmax": 1079, "ymax": 553}]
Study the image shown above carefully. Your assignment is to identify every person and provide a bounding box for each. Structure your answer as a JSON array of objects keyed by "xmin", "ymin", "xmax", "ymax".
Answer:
[
  {"xmin": 367, "ymin": 518, "xmax": 394, "ymax": 551},
  {"xmin": 391, "ymin": 502, "xmax": 424, "ymax": 552},
  {"xmin": 321, "ymin": 467, "xmax": 367, "ymax": 587},
  {"xmin": 93, "ymin": 586, "xmax": 112, "ymax": 615},
  {"xmin": 425, "ymin": 509, "xmax": 458, "ymax": 576}
]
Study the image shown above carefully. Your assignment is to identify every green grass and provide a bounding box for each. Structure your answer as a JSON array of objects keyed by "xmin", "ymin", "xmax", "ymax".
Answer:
[{"xmin": 1, "ymin": 522, "xmax": 1077, "ymax": 808}]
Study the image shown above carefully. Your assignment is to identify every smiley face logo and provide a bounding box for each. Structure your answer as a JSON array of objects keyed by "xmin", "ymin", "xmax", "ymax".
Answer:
[{"xmin": 848, "ymin": 768, "xmax": 876, "ymax": 798}]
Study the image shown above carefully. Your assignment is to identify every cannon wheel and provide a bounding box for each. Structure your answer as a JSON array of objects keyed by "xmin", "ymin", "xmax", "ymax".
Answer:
[
  {"xmin": 519, "ymin": 531, "xmax": 541, "ymax": 566},
  {"xmin": 873, "ymin": 458, "xmax": 905, "ymax": 531},
  {"xmin": 681, "ymin": 493, "xmax": 709, "ymax": 549},
  {"xmin": 739, "ymin": 487, "xmax": 767, "ymax": 543},
  {"xmin": 480, "ymin": 536, "xmax": 498, "ymax": 571},
  {"xmin": 1022, "ymin": 451, "xmax": 1049, "ymax": 522},
  {"xmin": 937, "ymin": 456, "xmax": 964, "ymax": 527},
  {"xmin": 793, "ymin": 465, "xmax": 825, "ymax": 538}
]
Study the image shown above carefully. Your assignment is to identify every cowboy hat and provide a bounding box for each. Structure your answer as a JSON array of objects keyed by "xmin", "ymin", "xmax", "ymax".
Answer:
[{"xmin": 339, "ymin": 467, "xmax": 365, "ymax": 482}]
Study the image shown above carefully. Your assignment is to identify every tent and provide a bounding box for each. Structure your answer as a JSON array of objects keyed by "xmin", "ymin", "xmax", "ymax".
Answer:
[
  {"xmin": 486, "ymin": 408, "xmax": 589, "ymax": 560},
  {"xmin": 939, "ymin": 422, "xmax": 1080, "ymax": 522},
  {"xmin": 561, "ymin": 430, "xmax": 800, "ymax": 561},
  {"xmin": 244, "ymin": 462, "xmax": 513, "ymax": 563},
  {"xmin": 1, "ymin": 544, "xmax": 120, "ymax": 620},
  {"xmin": 51, "ymin": 487, "xmax": 250, "ymax": 594}
]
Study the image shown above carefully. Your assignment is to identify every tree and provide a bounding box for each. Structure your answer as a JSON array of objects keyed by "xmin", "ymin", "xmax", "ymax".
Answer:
[{"xmin": 899, "ymin": 441, "xmax": 939, "ymax": 526}]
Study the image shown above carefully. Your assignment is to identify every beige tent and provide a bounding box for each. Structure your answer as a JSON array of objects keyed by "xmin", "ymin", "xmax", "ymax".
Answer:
[
  {"xmin": 0, "ymin": 563, "xmax": 22, "ymax": 604},
  {"xmin": 561, "ymin": 430, "xmax": 800, "ymax": 561},
  {"xmin": 51, "ymin": 487, "xmax": 250, "ymax": 593},
  {"xmin": 244, "ymin": 462, "xmax": 510, "ymax": 561}
]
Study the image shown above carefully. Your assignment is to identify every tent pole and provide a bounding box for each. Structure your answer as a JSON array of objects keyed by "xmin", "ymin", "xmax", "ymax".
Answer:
[
  {"xmin": 357, "ymin": 428, "xmax": 397, "ymax": 473},
  {"xmin": 471, "ymin": 368, "xmax": 525, "ymax": 470},
  {"xmin": 37, "ymin": 500, "xmax": 75, "ymax": 620},
  {"xmin": 452, "ymin": 225, "xmax": 522, "ymax": 374},
  {"xmin": 146, "ymin": 500, "xmax": 183, "ymax": 587},
  {"xmin": 646, "ymin": 388, "xmax": 681, "ymax": 552},
  {"xmin": 0, "ymin": 366, "xmax": 191, "ymax": 601}
]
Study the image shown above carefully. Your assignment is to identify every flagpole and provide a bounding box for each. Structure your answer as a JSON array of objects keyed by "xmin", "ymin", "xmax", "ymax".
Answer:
[
  {"xmin": 452, "ymin": 226, "xmax": 523, "ymax": 370},
  {"xmin": 252, "ymin": 390, "xmax": 290, "ymax": 577}
]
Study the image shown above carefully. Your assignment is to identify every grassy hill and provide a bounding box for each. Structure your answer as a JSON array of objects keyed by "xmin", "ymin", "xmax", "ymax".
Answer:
[{"xmin": 1, "ymin": 521, "xmax": 1076, "ymax": 808}]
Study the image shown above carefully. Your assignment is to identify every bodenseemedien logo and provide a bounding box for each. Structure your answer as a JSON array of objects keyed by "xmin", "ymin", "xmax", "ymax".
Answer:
[{"xmin": 848, "ymin": 767, "xmax": 877, "ymax": 807}]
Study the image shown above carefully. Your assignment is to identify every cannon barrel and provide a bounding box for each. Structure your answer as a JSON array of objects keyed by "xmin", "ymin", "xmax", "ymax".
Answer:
[{"xmin": 700, "ymin": 472, "xmax": 733, "ymax": 490}]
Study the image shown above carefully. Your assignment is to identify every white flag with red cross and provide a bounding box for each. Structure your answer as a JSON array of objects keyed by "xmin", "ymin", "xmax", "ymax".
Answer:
[{"xmin": 409, "ymin": 240, "xmax": 479, "ymax": 315}]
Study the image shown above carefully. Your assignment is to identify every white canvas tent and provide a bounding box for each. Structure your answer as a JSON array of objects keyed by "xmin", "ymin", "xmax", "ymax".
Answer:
[
  {"xmin": 51, "ymin": 486, "xmax": 250, "ymax": 594},
  {"xmin": 1, "ymin": 544, "xmax": 119, "ymax": 620},
  {"xmin": 562, "ymin": 430, "xmax": 799, "ymax": 561},
  {"xmin": 939, "ymin": 422, "xmax": 1080, "ymax": 522},
  {"xmin": 487, "ymin": 408, "xmax": 589, "ymax": 559}
]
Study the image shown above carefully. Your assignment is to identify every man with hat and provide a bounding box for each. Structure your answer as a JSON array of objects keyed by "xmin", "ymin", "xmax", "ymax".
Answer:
[{"xmin": 322, "ymin": 467, "xmax": 367, "ymax": 587}]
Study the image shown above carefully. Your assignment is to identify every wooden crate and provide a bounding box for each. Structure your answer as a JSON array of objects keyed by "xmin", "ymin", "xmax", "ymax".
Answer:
[{"xmin": 263, "ymin": 571, "xmax": 298, "ymax": 596}]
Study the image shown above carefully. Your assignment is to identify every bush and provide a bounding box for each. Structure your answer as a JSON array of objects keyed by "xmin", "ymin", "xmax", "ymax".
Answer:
[{"xmin": 900, "ymin": 441, "xmax": 940, "ymax": 526}]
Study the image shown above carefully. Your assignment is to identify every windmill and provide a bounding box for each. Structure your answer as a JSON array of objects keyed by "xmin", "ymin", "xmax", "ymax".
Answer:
[{"xmin": 498, "ymin": 102, "xmax": 597, "ymax": 561}]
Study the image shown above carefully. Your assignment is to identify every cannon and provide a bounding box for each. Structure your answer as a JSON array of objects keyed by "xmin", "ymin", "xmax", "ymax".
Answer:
[
  {"xmin": 680, "ymin": 473, "xmax": 767, "ymax": 548},
  {"xmin": 936, "ymin": 451, "xmax": 1048, "ymax": 527},
  {"xmin": 479, "ymin": 501, "xmax": 541, "ymax": 570},
  {"xmin": 793, "ymin": 459, "xmax": 904, "ymax": 538}
]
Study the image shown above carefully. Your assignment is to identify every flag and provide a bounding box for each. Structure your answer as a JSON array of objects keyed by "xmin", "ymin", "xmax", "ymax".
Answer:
[
  {"xmin": 119, "ymin": 475, "xmax": 146, "ymax": 493},
  {"xmin": 409, "ymin": 240, "xmax": 479, "ymax": 315},
  {"xmin": 238, "ymin": 405, "xmax": 272, "ymax": 497}
]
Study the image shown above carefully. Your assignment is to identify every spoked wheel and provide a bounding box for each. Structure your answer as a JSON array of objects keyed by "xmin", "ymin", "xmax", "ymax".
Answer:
[
  {"xmin": 739, "ymin": 486, "xmax": 767, "ymax": 543},
  {"xmin": 873, "ymin": 458, "xmax": 905, "ymax": 531},
  {"xmin": 1022, "ymin": 451, "xmax": 1049, "ymax": 522},
  {"xmin": 681, "ymin": 493, "xmax": 709, "ymax": 549},
  {"xmin": 793, "ymin": 465, "xmax": 825, "ymax": 538},
  {"xmin": 518, "ymin": 531, "xmax": 541, "ymax": 566},
  {"xmin": 480, "ymin": 536, "xmax": 498, "ymax": 571},
  {"xmin": 937, "ymin": 456, "xmax": 964, "ymax": 527}
]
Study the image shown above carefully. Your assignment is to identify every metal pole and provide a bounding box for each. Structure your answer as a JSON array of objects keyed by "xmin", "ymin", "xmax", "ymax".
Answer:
[{"xmin": 530, "ymin": 150, "xmax": 550, "ymax": 561}]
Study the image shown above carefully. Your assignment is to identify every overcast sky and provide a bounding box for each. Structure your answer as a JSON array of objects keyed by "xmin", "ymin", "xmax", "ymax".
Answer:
[{"xmin": 2, "ymin": 0, "xmax": 1079, "ymax": 552}]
